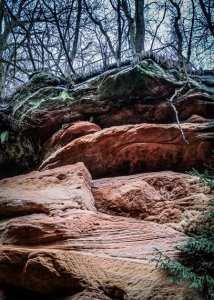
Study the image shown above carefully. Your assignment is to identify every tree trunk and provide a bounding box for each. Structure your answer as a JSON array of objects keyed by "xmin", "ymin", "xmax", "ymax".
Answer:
[
  {"xmin": 135, "ymin": 0, "xmax": 145, "ymax": 54},
  {"xmin": 70, "ymin": 0, "xmax": 82, "ymax": 64},
  {"xmin": 169, "ymin": 0, "xmax": 183, "ymax": 63},
  {"xmin": 198, "ymin": 0, "xmax": 214, "ymax": 37}
]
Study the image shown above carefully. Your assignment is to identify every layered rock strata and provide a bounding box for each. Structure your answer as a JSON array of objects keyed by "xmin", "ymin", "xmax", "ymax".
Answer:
[
  {"xmin": 39, "ymin": 123, "xmax": 214, "ymax": 178},
  {"xmin": 0, "ymin": 60, "xmax": 213, "ymax": 299},
  {"xmin": 0, "ymin": 163, "xmax": 209, "ymax": 299},
  {"xmin": 1, "ymin": 60, "xmax": 213, "ymax": 179},
  {"xmin": 9, "ymin": 61, "xmax": 214, "ymax": 138}
]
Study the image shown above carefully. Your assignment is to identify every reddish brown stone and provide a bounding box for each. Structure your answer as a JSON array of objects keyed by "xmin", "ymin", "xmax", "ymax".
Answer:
[
  {"xmin": 185, "ymin": 114, "xmax": 214, "ymax": 123},
  {"xmin": 39, "ymin": 123, "xmax": 214, "ymax": 178},
  {"xmin": 0, "ymin": 165, "xmax": 205, "ymax": 299},
  {"xmin": 0, "ymin": 162, "xmax": 95, "ymax": 217},
  {"xmin": 41, "ymin": 121, "xmax": 101, "ymax": 161},
  {"xmin": 92, "ymin": 171, "xmax": 211, "ymax": 228}
]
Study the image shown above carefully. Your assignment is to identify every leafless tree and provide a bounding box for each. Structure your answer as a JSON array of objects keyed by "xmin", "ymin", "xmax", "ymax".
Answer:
[
  {"xmin": 0, "ymin": 0, "xmax": 44, "ymax": 98},
  {"xmin": 0, "ymin": 0, "xmax": 213, "ymax": 100}
]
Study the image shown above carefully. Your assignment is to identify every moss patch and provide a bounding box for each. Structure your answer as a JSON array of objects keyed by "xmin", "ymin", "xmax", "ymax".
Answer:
[{"xmin": 98, "ymin": 59, "xmax": 178, "ymax": 100}]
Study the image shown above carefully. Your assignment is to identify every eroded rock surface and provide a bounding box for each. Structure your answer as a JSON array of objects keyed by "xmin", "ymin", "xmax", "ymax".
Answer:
[
  {"xmin": 63, "ymin": 289, "xmax": 112, "ymax": 300},
  {"xmin": 1, "ymin": 60, "xmax": 213, "ymax": 299},
  {"xmin": 1, "ymin": 61, "xmax": 213, "ymax": 179},
  {"xmin": 92, "ymin": 171, "xmax": 211, "ymax": 231},
  {"xmin": 0, "ymin": 164, "xmax": 206, "ymax": 299},
  {"xmin": 41, "ymin": 121, "xmax": 101, "ymax": 161},
  {"xmin": 0, "ymin": 162, "xmax": 95, "ymax": 217},
  {"xmin": 39, "ymin": 123, "xmax": 214, "ymax": 178},
  {"xmin": 9, "ymin": 61, "xmax": 214, "ymax": 139}
]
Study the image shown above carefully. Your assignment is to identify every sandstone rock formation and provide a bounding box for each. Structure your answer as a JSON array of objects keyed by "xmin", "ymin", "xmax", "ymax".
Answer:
[
  {"xmin": 40, "ymin": 121, "xmax": 101, "ymax": 161},
  {"xmin": 0, "ymin": 60, "xmax": 213, "ymax": 299},
  {"xmin": 8, "ymin": 61, "xmax": 214, "ymax": 138},
  {"xmin": 92, "ymin": 171, "xmax": 211, "ymax": 229},
  {"xmin": 0, "ymin": 163, "xmax": 209, "ymax": 299},
  {"xmin": 1, "ymin": 60, "xmax": 213, "ymax": 179},
  {"xmin": 39, "ymin": 122, "xmax": 214, "ymax": 178},
  {"xmin": 64, "ymin": 289, "xmax": 112, "ymax": 300},
  {"xmin": 0, "ymin": 163, "xmax": 95, "ymax": 219}
]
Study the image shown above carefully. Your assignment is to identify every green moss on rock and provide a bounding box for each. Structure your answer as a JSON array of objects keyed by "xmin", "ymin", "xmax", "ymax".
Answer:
[
  {"xmin": 98, "ymin": 59, "xmax": 179, "ymax": 100},
  {"xmin": 29, "ymin": 72, "xmax": 61, "ymax": 86},
  {"xmin": 12, "ymin": 72, "xmax": 62, "ymax": 105},
  {"xmin": 12, "ymin": 86, "xmax": 77, "ymax": 129}
]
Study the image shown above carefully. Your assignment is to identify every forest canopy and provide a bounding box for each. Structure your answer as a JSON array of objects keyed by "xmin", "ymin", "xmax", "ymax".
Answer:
[{"xmin": 0, "ymin": 0, "xmax": 213, "ymax": 98}]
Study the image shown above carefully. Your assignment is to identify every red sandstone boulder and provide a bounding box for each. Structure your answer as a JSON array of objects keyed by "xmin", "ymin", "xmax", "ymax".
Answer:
[
  {"xmin": 40, "ymin": 121, "xmax": 101, "ymax": 160},
  {"xmin": 0, "ymin": 162, "xmax": 96, "ymax": 216},
  {"xmin": 0, "ymin": 164, "xmax": 205, "ymax": 299},
  {"xmin": 0, "ymin": 211, "xmax": 202, "ymax": 299},
  {"xmin": 39, "ymin": 123, "xmax": 214, "ymax": 178},
  {"xmin": 92, "ymin": 171, "xmax": 211, "ymax": 230}
]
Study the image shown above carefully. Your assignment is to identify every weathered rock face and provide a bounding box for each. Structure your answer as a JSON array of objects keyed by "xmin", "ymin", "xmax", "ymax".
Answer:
[
  {"xmin": 97, "ymin": 59, "xmax": 179, "ymax": 100},
  {"xmin": 0, "ymin": 60, "xmax": 213, "ymax": 299},
  {"xmin": 0, "ymin": 60, "xmax": 213, "ymax": 179},
  {"xmin": 0, "ymin": 162, "xmax": 95, "ymax": 218},
  {"xmin": 0, "ymin": 164, "xmax": 208, "ymax": 299},
  {"xmin": 40, "ymin": 121, "xmax": 101, "ymax": 161},
  {"xmin": 39, "ymin": 122, "xmax": 214, "ymax": 178},
  {"xmin": 92, "ymin": 171, "xmax": 211, "ymax": 231},
  {"xmin": 9, "ymin": 61, "xmax": 214, "ymax": 140}
]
